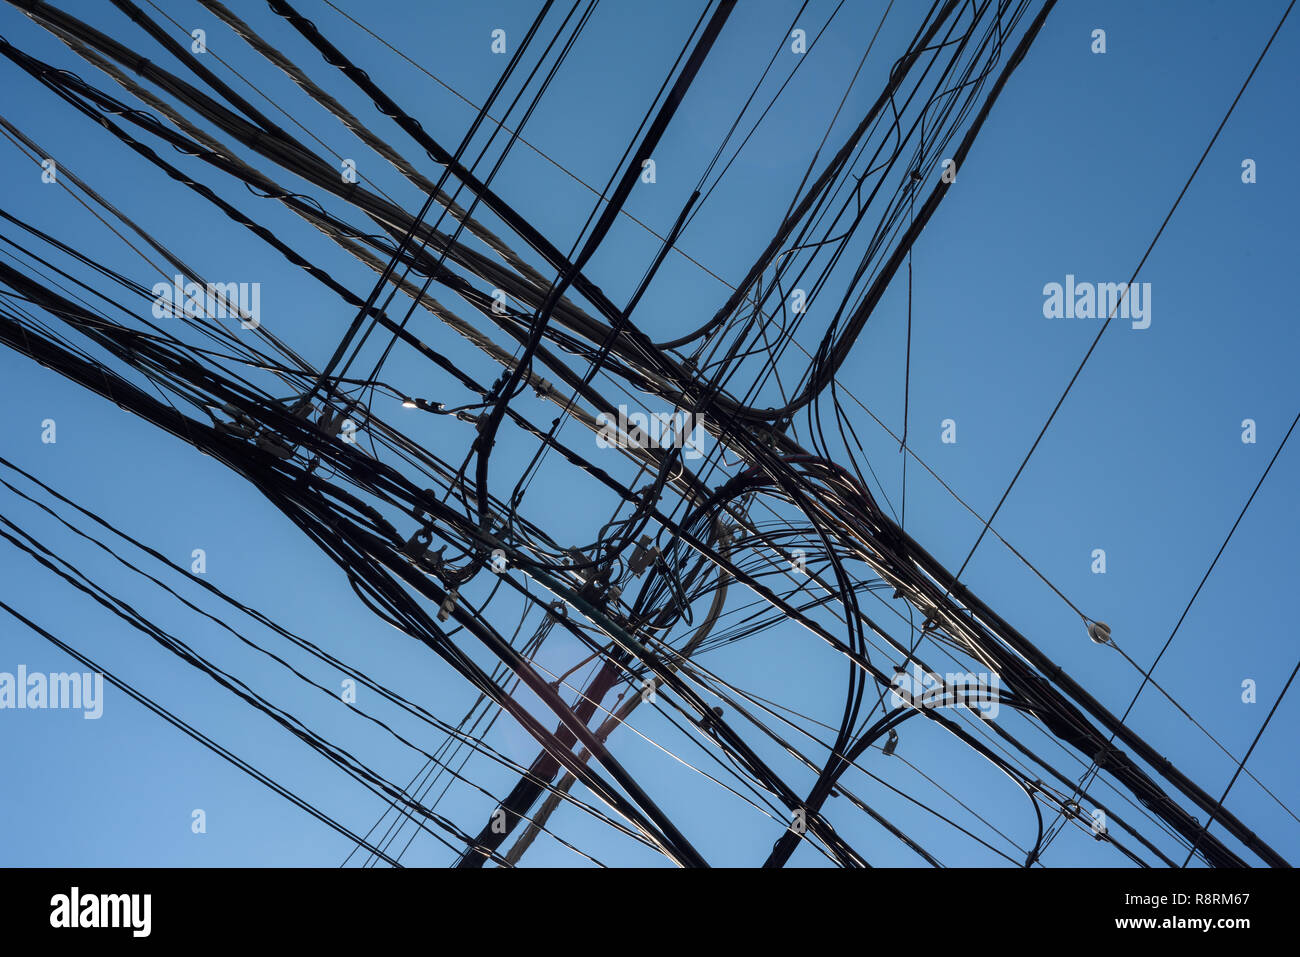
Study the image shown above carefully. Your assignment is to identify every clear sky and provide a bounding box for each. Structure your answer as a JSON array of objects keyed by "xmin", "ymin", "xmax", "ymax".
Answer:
[{"xmin": 0, "ymin": 0, "xmax": 1296, "ymax": 868}]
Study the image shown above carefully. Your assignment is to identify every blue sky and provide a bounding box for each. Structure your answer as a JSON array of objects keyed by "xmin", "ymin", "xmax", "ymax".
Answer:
[{"xmin": 0, "ymin": 0, "xmax": 1296, "ymax": 867}]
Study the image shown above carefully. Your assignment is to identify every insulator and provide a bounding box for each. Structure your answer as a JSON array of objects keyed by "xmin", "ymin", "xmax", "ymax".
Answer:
[{"xmin": 437, "ymin": 588, "xmax": 458, "ymax": 623}]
